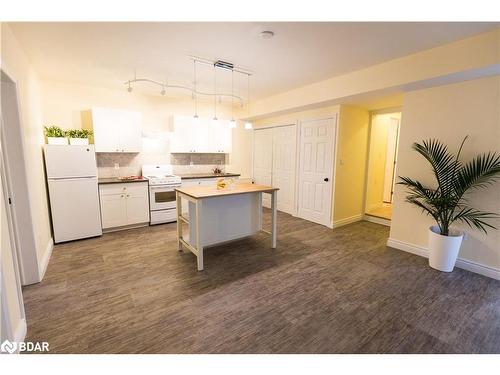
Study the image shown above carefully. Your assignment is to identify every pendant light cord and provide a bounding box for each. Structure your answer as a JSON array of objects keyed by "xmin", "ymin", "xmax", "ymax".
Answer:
[
  {"xmin": 193, "ymin": 60, "xmax": 198, "ymax": 117},
  {"xmin": 247, "ymin": 74, "xmax": 250, "ymax": 118},
  {"xmin": 214, "ymin": 65, "xmax": 217, "ymax": 120},
  {"xmin": 231, "ymin": 70, "xmax": 234, "ymax": 121}
]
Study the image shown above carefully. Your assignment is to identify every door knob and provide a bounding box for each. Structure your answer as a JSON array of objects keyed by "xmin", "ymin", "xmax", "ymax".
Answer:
[{"xmin": 324, "ymin": 178, "xmax": 329, "ymax": 182}]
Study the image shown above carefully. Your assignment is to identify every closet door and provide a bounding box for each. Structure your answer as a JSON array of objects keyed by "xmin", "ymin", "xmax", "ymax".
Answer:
[
  {"xmin": 253, "ymin": 128, "xmax": 273, "ymax": 208},
  {"xmin": 272, "ymin": 125, "xmax": 297, "ymax": 215}
]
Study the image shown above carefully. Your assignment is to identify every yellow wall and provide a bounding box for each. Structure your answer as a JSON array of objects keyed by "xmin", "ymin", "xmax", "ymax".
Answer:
[
  {"xmin": 254, "ymin": 104, "xmax": 369, "ymax": 226},
  {"xmin": 390, "ymin": 76, "xmax": 500, "ymax": 271},
  {"xmin": 333, "ymin": 106, "xmax": 370, "ymax": 223},
  {"xmin": 1, "ymin": 24, "xmax": 51, "ymax": 273},
  {"xmin": 40, "ymin": 80, "xmax": 253, "ymax": 179},
  {"xmin": 365, "ymin": 112, "xmax": 401, "ymax": 210}
]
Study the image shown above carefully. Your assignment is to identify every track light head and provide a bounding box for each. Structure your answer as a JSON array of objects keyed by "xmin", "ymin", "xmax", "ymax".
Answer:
[
  {"xmin": 160, "ymin": 88, "xmax": 166, "ymax": 96},
  {"xmin": 127, "ymin": 85, "xmax": 133, "ymax": 93}
]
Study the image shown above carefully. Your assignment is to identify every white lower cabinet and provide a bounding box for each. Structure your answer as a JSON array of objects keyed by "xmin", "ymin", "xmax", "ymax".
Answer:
[{"xmin": 99, "ymin": 182, "xmax": 149, "ymax": 230}]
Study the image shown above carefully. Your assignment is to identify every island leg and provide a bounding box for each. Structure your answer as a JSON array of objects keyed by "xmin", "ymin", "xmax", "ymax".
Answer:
[
  {"xmin": 195, "ymin": 199, "xmax": 204, "ymax": 271},
  {"xmin": 176, "ymin": 191, "xmax": 182, "ymax": 251},
  {"xmin": 271, "ymin": 190, "xmax": 277, "ymax": 248}
]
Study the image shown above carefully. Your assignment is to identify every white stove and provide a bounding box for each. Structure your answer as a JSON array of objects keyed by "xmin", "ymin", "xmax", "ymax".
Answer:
[
  {"xmin": 146, "ymin": 174, "xmax": 181, "ymax": 186},
  {"xmin": 142, "ymin": 165, "xmax": 181, "ymax": 225}
]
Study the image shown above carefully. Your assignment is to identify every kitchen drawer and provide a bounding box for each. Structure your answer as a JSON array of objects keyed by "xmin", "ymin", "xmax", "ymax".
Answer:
[
  {"xmin": 151, "ymin": 209, "xmax": 177, "ymax": 225},
  {"xmin": 99, "ymin": 182, "xmax": 148, "ymax": 196}
]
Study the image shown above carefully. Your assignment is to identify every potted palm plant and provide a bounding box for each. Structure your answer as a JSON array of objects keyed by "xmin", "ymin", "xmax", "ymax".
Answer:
[
  {"xmin": 67, "ymin": 129, "xmax": 93, "ymax": 145},
  {"xmin": 44, "ymin": 126, "xmax": 68, "ymax": 145},
  {"xmin": 399, "ymin": 137, "xmax": 500, "ymax": 272}
]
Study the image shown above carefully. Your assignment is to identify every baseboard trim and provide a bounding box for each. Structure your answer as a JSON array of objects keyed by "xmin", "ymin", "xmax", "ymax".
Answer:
[
  {"xmin": 333, "ymin": 214, "xmax": 363, "ymax": 228},
  {"xmin": 364, "ymin": 215, "xmax": 391, "ymax": 227},
  {"xmin": 38, "ymin": 237, "xmax": 54, "ymax": 281},
  {"xmin": 387, "ymin": 238, "xmax": 500, "ymax": 280}
]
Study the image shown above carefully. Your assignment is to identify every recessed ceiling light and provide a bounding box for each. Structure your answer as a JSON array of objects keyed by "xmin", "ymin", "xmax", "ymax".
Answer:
[{"xmin": 259, "ymin": 31, "xmax": 274, "ymax": 39}]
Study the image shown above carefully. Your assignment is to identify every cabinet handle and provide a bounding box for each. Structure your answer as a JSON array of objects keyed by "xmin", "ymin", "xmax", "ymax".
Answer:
[
  {"xmin": 126, "ymin": 194, "xmax": 130, "ymax": 197},
  {"xmin": 121, "ymin": 194, "xmax": 124, "ymax": 198}
]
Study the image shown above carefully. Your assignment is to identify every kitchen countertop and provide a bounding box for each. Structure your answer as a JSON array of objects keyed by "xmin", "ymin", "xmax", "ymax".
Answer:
[
  {"xmin": 98, "ymin": 177, "xmax": 149, "ymax": 184},
  {"xmin": 175, "ymin": 183, "xmax": 278, "ymax": 199},
  {"xmin": 178, "ymin": 172, "xmax": 241, "ymax": 180}
]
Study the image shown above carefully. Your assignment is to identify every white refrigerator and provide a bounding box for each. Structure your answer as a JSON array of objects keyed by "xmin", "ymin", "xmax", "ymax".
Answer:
[{"xmin": 45, "ymin": 145, "xmax": 102, "ymax": 243}]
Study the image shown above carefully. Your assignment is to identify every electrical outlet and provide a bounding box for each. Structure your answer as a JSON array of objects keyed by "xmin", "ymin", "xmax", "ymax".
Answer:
[{"xmin": 114, "ymin": 163, "xmax": 120, "ymax": 170}]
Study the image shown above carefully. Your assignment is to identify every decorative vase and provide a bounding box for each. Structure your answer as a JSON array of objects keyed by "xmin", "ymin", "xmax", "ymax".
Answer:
[
  {"xmin": 47, "ymin": 137, "xmax": 68, "ymax": 145},
  {"xmin": 428, "ymin": 225, "xmax": 463, "ymax": 272},
  {"xmin": 69, "ymin": 138, "xmax": 89, "ymax": 145}
]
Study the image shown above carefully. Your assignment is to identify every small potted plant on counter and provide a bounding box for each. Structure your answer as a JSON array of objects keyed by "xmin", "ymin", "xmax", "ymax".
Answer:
[
  {"xmin": 67, "ymin": 129, "xmax": 93, "ymax": 145},
  {"xmin": 399, "ymin": 137, "xmax": 500, "ymax": 272},
  {"xmin": 44, "ymin": 126, "xmax": 68, "ymax": 145}
]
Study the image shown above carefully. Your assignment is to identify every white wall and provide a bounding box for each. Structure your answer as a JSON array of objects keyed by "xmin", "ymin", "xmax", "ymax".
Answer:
[
  {"xmin": 40, "ymin": 80, "xmax": 253, "ymax": 179},
  {"xmin": 1, "ymin": 23, "xmax": 52, "ymax": 283},
  {"xmin": 390, "ymin": 76, "xmax": 500, "ymax": 277}
]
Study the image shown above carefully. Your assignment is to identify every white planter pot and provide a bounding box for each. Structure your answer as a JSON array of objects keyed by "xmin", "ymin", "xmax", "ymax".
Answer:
[
  {"xmin": 428, "ymin": 225, "xmax": 463, "ymax": 272},
  {"xmin": 69, "ymin": 138, "xmax": 89, "ymax": 145},
  {"xmin": 47, "ymin": 137, "xmax": 68, "ymax": 145}
]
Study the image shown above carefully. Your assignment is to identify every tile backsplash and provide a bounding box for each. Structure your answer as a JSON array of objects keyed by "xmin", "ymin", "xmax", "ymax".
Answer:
[{"xmin": 96, "ymin": 152, "xmax": 227, "ymax": 178}]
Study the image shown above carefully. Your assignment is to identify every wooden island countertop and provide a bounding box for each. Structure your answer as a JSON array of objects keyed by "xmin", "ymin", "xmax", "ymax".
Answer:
[
  {"xmin": 175, "ymin": 183, "xmax": 278, "ymax": 199},
  {"xmin": 175, "ymin": 182, "xmax": 279, "ymax": 271}
]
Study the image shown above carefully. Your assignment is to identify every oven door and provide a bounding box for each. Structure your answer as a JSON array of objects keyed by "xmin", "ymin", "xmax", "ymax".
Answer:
[{"xmin": 149, "ymin": 185, "xmax": 178, "ymax": 211}]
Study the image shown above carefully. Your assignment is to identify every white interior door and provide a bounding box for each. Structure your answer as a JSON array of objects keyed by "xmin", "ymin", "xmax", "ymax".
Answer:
[
  {"xmin": 383, "ymin": 118, "xmax": 399, "ymax": 203},
  {"xmin": 297, "ymin": 118, "xmax": 335, "ymax": 227},
  {"xmin": 272, "ymin": 125, "xmax": 297, "ymax": 215},
  {"xmin": 253, "ymin": 128, "xmax": 273, "ymax": 208}
]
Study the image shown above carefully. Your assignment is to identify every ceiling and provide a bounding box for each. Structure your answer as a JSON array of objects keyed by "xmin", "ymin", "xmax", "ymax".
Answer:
[{"xmin": 9, "ymin": 22, "xmax": 499, "ymax": 101}]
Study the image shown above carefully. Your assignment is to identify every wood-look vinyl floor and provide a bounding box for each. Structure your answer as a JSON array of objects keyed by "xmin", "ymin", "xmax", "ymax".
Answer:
[{"xmin": 23, "ymin": 211, "xmax": 500, "ymax": 353}]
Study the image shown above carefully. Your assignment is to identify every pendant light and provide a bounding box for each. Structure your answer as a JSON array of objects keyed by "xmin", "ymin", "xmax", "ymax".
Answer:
[
  {"xmin": 192, "ymin": 60, "xmax": 200, "ymax": 125},
  {"xmin": 212, "ymin": 64, "xmax": 218, "ymax": 125},
  {"xmin": 244, "ymin": 73, "xmax": 253, "ymax": 129},
  {"xmin": 229, "ymin": 69, "xmax": 237, "ymax": 129}
]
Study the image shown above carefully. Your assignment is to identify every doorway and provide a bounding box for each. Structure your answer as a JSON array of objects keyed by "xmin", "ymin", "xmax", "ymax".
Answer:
[
  {"xmin": 1, "ymin": 69, "xmax": 40, "ymax": 285},
  {"xmin": 365, "ymin": 111, "xmax": 401, "ymax": 220}
]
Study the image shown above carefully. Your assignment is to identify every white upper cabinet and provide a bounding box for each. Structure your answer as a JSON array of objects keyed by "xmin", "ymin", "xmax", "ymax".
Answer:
[
  {"xmin": 208, "ymin": 120, "xmax": 232, "ymax": 153},
  {"xmin": 85, "ymin": 108, "xmax": 142, "ymax": 153},
  {"xmin": 170, "ymin": 115, "xmax": 232, "ymax": 153}
]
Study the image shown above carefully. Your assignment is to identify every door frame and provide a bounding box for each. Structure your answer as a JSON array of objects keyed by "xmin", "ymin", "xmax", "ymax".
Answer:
[
  {"xmin": 297, "ymin": 115, "xmax": 338, "ymax": 228},
  {"xmin": 0, "ymin": 128, "xmax": 27, "ymax": 342},
  {"xmin": 363, "ymin": 108, "xmax": 402, "ymax": 214},
  {"xmin": 1, "ymin": 67, "xmax": 41, "ymax": 285},
  {"xmin": 383, "ymin": 117, "xmax": 400, "ymax": 203}
]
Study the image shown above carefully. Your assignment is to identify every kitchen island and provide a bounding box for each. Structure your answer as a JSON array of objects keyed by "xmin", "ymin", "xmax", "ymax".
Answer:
[{"xmin": 175, "ymin": 183, "xmax": 278, "ymax": 271}]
